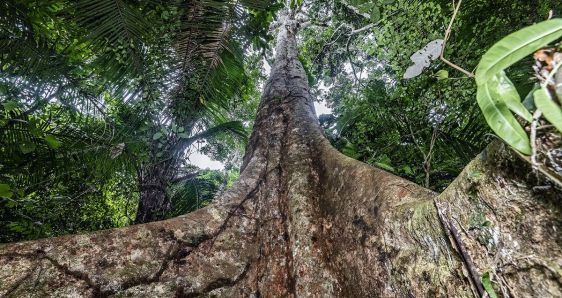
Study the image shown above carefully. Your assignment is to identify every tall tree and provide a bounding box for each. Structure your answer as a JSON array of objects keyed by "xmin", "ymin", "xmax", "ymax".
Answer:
[{"xmin": 1, "ymin": 3, "xmax": 561, "ymax": 298}]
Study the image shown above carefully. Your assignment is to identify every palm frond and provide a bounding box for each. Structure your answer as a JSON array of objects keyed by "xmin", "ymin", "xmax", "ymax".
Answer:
[{"xmin": 69, "ymin": 0, "xmax": 155, "ymax": 96}]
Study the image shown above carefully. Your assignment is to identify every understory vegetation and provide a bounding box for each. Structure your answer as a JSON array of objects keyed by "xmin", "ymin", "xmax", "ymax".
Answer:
[{"xmin": 1, "ymin": 0, "xmax": 561, "ymax": 242}]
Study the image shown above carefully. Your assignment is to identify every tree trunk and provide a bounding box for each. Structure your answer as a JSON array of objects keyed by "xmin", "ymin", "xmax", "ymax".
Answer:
[
  {"xmin": 135, "ymin": 164, "xmax": 172, "ymax": 224},
  {"xmin": 1, "ymin": 19, "xmax": 561, "ymax": 298}
]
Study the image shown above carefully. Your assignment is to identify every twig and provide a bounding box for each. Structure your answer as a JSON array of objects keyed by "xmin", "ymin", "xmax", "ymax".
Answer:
[
  {"xmin": 434, "ymin": 200, "xmax": 485, "ymax": 297},
  {"xmin": 313, "ymin": 24, "xmax": 348, "ymax": 63},
  {"xmin": 312, "ymin": 10, "xmax": 397, "ymax": 66},
  {"xmin": 530, "ymin": 110, "xmax": 542, "ymax": 170},
  {"xmin": 513, "ymin": 150, "xmax": 562, "ymax": 188},
  {"xmin": 350, "ymin": 23, "xmax": 375, "ymax": 35},
  {"xmin": 348, "ymin": 11, "xmax": 398, "ymax": 35},
  {"xmin": 346, "ymin": 35, "xmax": 362, "ymax": 85},
  {"xmin": 440, "ymin": 0, "xmax": 475, "ymax": 78},
  {"xmin": 542, "ymin": 59, "xmax": 562, "ymax": 88},
  {"xmin": 424, "ymin": 128, "xmax": 438, "ymax": 187}
]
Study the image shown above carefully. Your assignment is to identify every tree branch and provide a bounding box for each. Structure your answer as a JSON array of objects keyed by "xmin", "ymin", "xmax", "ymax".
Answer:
[
  {"xmin": 440, "ymin": 0, "xmax": 474, "ymax": 78},
  {"xmin": 171, "ymin": 172, "xmax": 199, "ymax": 183},
  {"xmin": 434, "ymin": 201, "xmax": 485, "ymax": 297},
  {"xmin": 339, "ymin": 0, "xmax": 370, "ymax": 19}
]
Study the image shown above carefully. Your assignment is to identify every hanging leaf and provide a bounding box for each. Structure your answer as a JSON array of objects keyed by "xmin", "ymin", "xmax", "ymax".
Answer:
[
  {"xmin": 476, "ymin": 19, "xmax": 562, "ymax": 86},
  {"xmin": 481, "ymin": 272, "xmax": 498, "ymax": 298},
  {"xmin": 44, "ymin": 135, "xmax": 62, "ymax": 149},
  {"xmin": 492, "ymin": 72, "xmax": 533, "ymax": 122},
  {"xmin": 0, "ymin": 184, "xmax": 13, "ymax": 199},
  {"xmin": 477, "ymin": 82, "xmax": 531, "ymax": 154},
  {"xmin": 534, "ymin": 87, "xmax": 562, "ymax": 133}
]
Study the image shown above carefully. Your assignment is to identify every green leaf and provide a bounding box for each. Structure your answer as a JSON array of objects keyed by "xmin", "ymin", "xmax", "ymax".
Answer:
[
  {"xmin": 152, "ymin": 132, "xmax": 163, "ymax": 140},
  {"xmin": 481, "ymin": 272, "xmax": 498, "ymax": 298},
  {"xmin": 476, "ymin": 19, "xmax": 562, "ymax": 86},
  {"xmin": 370, "ymin": 5, "xmax": 381, "ymax": 22},
  {"xmin": 402, "ymin": 165, "xmax": 414, "ymax": 175},
  {"xmin": 178, "ymin": 132, "xmax": 190, "ymax": 139},
  {"xmin": 2, "ymin": 101, "xmax": 18, "ymax": 112},
  {"xmin": 534, "ymin": 87, "xmax": 562, "ymax": 133},
  {"xmin": 290, "ymin": 0, "xmax": 303, "ymax": 9},
  {"xmin": 19, "ymin": 142, "xmax": 36, "ymax": 154},
  {"xmin": 375, "ymin": 162, "xmax": 395, "ymax": 172},
  {"xmin": 342, "ymin": 141, "xmax": 360, "ymax": 159},
  {"xmin": 44, "ymin": 135, "xmax": 62, "ymax": 149},
  {"xmin": 492, "ymin": 72, "xmax": 533, "ymax": 122},
  {"xmin": 374, "ymin": 155, "xmax": 395, "ymax": 172},
  {"xmin": 0, "ymin": 184, "xmax": 13, "ymax": 199},
  {"xmin": 477, "ymin": 82, "xmax": 531, "ymax": 155},
  {"xmin": 436, "ymin": 69, "xmax": 449, "ymax": 80},
  {"xmin": 469, "ymin": 171, "xmax": 482, "ymax": 180}
]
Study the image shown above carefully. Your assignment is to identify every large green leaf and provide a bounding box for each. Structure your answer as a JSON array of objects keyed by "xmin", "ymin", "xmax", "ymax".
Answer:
[
  {"xmin": 477, "ymin": 82, "xmax": 531, "ymax": 155},
  {"xmin": 492, "ymin": 72, "xmax": 533, "ymax": 122},
  {"xmin": 476, "ymin": 19, "xmax": 562, "ymax": 86},
  {"xmin": 534, "ymin": 87, "xmax": 562, "ymax": 133}
]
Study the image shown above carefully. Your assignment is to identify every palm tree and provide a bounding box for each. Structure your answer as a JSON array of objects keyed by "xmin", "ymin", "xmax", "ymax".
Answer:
[{"xmin": 0, "ymin": 0, "xmax": 279, "ymax": 240}]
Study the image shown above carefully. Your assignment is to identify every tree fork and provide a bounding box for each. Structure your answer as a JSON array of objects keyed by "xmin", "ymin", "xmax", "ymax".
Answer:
[{"xmin": 1, "ymin": 18, "xmax": 561, "ymax": 297}]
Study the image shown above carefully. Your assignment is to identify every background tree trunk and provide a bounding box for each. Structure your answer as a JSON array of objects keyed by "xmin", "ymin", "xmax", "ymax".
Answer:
[
  {"xmin": 1, "ymin": 19, "xmax": 561, "ymax": 297},
  {"xmin": 135, "ymin": 163, "xmax": 172, "ymax": 224}
]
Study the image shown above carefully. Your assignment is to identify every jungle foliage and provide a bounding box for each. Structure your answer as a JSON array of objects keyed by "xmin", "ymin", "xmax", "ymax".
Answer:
[
  {"xmin": 0, "ymin": 0, "xmax": 279, "ymax": 242},
  {"xmin": 1, "ymin": 0, "xmax": 562, "ymax": 242},
  {"xmin": 301, "ymin": 0, "xmax": 562, "ymax": 190}
]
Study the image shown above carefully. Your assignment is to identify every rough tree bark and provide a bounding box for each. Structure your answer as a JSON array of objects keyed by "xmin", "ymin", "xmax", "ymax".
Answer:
[
  {"xmin": 1, "ymin": 18, "xmax": 561, "ymax": 297},
  {"xmin": 135, "ymin": 163, "xmax": 173, "ymax": 224}
]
